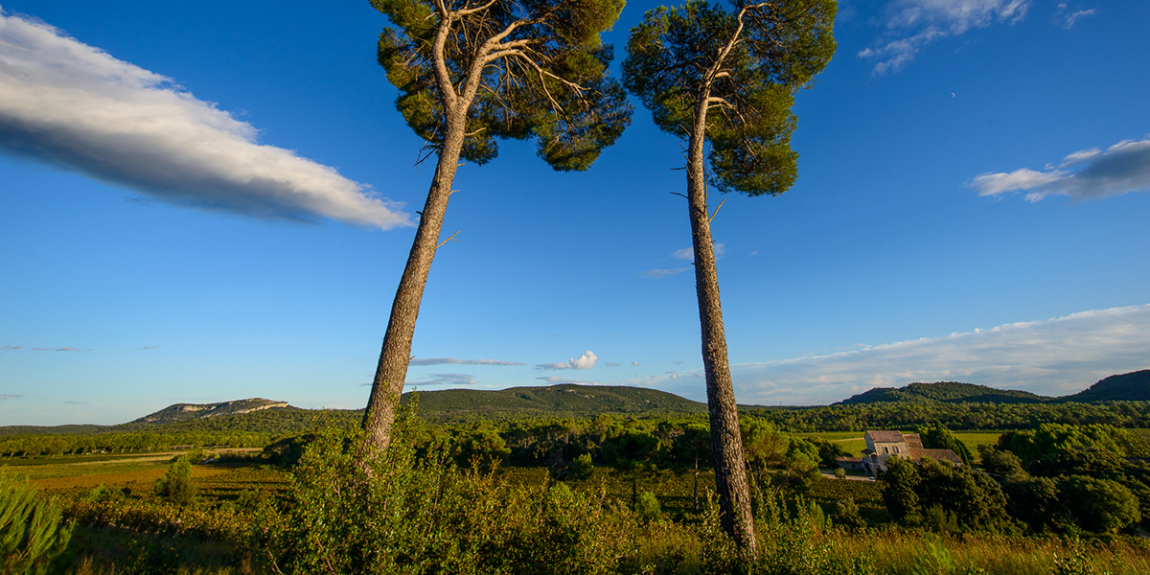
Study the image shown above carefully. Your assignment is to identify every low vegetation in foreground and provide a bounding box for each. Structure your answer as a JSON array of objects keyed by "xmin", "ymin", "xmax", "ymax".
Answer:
[{"xmin": 4, "ymin": 400, "xmax": 1150, "ymax": 574}]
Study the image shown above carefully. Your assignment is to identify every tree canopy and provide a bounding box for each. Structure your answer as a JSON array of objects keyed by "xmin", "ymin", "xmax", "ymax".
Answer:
[
  {"xmin": 622, "ymin": 0, "xmax": 835, "ymax": 194},
  {"xmin": 372, "ymin": 0, "xmax": 632, "ymax": 170}
]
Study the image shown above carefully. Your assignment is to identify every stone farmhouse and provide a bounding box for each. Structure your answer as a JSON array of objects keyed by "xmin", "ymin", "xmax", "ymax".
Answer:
[{"xmin": 857, "ymin": 429, "xmax": 963, "ymax": 476}]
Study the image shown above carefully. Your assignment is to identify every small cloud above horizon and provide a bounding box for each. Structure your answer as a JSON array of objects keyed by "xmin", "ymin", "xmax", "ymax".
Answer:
[
  {"xmin": 29, "ymin": 346, "xmax": 87, "ymax": 352},
  {"xmin": 406, "ymin": 373, "xmax": 479, "ymax": 386},
  {"xmin": 136, "ymin": 345, "xmax": 160, "ymax": 350},
  {"xmin": 1, "ymin": 394, "xmax": 23, "ymax": 401},
  {"xmin": 410, "ymin": 357, "xmax": 525, "ymax": 366},
  {"xmin": 604, "ymin": 361, "xmax": 622, "ymax": 367},
  {"xmin": 536, "ymin": 350, "xmax": 598, "ymax": 371}
]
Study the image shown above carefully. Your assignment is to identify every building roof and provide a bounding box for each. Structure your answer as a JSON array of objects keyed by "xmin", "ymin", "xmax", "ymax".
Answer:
[
  {"xmin": 915, "ymin": 449, "xmax": 964, "ymax": 465},
  {"xmin": 866, "ymin": 430, "xmax": 905, "ymax": 443},
  {"xmin": 903, "ymin": 433, "xmax": 924, "ymax": 450}
]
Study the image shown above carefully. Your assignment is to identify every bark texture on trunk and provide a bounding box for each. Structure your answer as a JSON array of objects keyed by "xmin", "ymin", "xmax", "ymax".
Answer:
[
  {"xmin": 686, "ymin": 95, "xmax": 758, "ymax": 556},
  {"xmin": 362, "ymin": 108, "xmax": 468, "ymax": 454}
]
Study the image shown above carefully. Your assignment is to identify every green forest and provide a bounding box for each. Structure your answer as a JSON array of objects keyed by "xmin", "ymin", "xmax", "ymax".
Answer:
[{"xmin": 4, "ymin": 396, "xmax": 1150, "ymax": 574}]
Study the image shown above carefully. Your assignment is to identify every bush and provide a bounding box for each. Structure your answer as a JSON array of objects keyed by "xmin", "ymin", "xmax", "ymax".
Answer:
[
  {"xmin": 1, "ymin": 472, "xmax": 74, "ymax": 575},
  {"xmin": 635, "ymin": 491, "xmax": 662, "ymax": 523},
  {"xmin": 154, "ymin": 456, "xmax": 196, "ymax": 506},
  {"xmin": 261, "ymin": 427, "xmax": 642, "ymax": 575}
]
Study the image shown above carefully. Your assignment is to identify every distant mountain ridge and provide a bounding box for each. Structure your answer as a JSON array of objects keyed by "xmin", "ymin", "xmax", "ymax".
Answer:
[
  {"xmin": 1, "ymin": 384, "xmax": 706, "ymax": 436},
  {"xmin": 836, "ymin": 382, "xmax": 1050, "ymax": 405},
  {"xmin": 836, "ymin": 370, "xmax": 1150, "ymax": 405},
  {"xmin": 1059, "ymin": 370, "xmax": 1150, "ymax": 402},
  {"xmin": 5, "ymin": 372, "xmax": 1147, "ymax": 436},
  {"xmin": 401, "ymin": 384, "xmax": 707, "ymax": 417},
  {"xmin": 131, "ymin": 398, "xmax": 290, "ymax": 424}
]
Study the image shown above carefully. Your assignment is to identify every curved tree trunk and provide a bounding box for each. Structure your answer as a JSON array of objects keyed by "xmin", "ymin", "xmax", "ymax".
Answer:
[
  {"xmin": 362, "ymin": 109, "xmax": 468, "ymax": 454},
  {"xmin": 686, "ymin": 96, "xmax": 757, "ymax": 556}
]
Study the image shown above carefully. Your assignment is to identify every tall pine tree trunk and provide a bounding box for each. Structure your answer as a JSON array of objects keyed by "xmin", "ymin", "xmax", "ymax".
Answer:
[
  {"xmin": 686, "ymin": 95, "xmax": 757, "ymax": 555},
  {"xmin": 362, "ymin": 109, "xmax": 468, "ymax": 454}
]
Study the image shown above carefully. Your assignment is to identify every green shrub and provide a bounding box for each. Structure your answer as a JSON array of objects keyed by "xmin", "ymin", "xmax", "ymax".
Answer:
[
  {"xmin": 1, "ymin": 472, "xmax": 74, "ymax": 575},
  {"xmin": 155, "ymin": 456, "xmax": 197, "ymax": 506},
  {"xmin": 635, "ymin": 491, "xmax": 662, "ymax": 523},
  {"xmin": 833, "ymin": 498, "xmax": 867, "ymax": 530},
  {"xmin": 261, "ymin": 427, "xmax": 642, "ymax": 575}
]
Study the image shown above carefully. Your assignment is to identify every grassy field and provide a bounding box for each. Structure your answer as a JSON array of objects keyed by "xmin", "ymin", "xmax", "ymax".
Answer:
[
  {"xmin": 799, "ymin": 430, "xmax": 1005, "ymax": 462},
  {"xmin": 1, "ymin": 448, "xmax": 276, "ymax": 498}
]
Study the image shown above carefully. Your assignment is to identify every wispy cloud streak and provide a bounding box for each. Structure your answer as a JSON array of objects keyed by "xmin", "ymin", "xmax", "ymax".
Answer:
[
  {"xmin": 726, "ymin": 305, "xmax": 1150, "ymax": 405},
  {"xmin": 859, "ymin": 0, "xmax": 1030, "ymax": 73},
  {"xmin": 406, "ymin": 373, "xmax": 478, "ymax": 386},
  {"xmin": 410, "ymin": 357, "xmax": 525, "ymax": 366}
]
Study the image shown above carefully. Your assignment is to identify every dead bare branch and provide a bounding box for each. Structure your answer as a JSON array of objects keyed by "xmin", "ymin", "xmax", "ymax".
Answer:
[
  {"xmin": 436, "ymin": 229, "xmax": 462, "ymax": 249},
  {"xmin": 709, "ymin": 198, "xmax": 726, "ymax": 223}
]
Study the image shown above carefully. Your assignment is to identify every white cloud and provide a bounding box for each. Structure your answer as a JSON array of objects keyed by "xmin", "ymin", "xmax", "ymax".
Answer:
[
  {"xmin": 1056, "ymin": 3, "xmax": 1096, "ymax": 29},
  {"xmin": 971, "ymin": 136, "xmax": 1150, "ymax": 202},
  {"xmin": 631, "ymin": 361, "xmax": 640, "ymax": 366},
  {"xmin": 406, "ymin": 373, "xmax": 478, "ymax": 386},
  {"xmin": 0, "ymin": 10, "xmax": 410, "ymax": 228},
  {"xmin": 720, "ymin": 305, "xmax": 1150, "ymax": 405},
  {"xmin": 536, "ymin": 350, "xmax": 598, "ymax": 370},
  {"xmin": 604, "ymin": 361, "xmax": 622, "ymax": 367},
  {"xmin": 641, "ymin": 268, "xmax": 689, "ymax": 279},
  {"xmin": 859, "ymin": 0, "xmax": 1031, "ymax": 73},
  {"xmin": 409, "ymin": 357, "xmax": 525, "ymax": 366}
]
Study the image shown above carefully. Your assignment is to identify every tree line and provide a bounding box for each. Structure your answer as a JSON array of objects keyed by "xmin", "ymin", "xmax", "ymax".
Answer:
[
  {"xmin": 0, "ymin": 432, "xmax": 273, "ymax": 457},
  {"xmin": 879, "ymin": 422, "xmax": 1150, "ymax": 535}
]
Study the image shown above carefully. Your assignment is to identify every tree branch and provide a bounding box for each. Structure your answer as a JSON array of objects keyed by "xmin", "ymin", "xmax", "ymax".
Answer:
[
  {"xmin": 709, "ymin": 198, "xmax": 725, "ymax": 223},
  {"xmin": 436, "ymin": 229, "xmax": 462, "ymax": 249},
  {"xmin": 431, "ymin": 7, "xmax": 459, "ymax": 108},
  {"xmin": 453, "ymin": 0, "xmax": 499, "ymax": 17}
]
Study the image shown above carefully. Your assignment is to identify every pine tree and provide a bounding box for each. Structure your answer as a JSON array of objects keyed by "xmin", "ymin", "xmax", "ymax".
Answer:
[
  {"xmin": 621, "ymin": 0, "xmax": 835, "ymax": 553},
  {"xmin": 362, "ymin": 0, "xmax": 632, "ymax": 453}
]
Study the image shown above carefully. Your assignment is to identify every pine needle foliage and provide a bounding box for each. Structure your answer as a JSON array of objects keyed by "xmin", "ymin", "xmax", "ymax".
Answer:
[
  {"xmin": 370, "ymin": 0, "xmax": 632, "ymax": 170},
  {"xmin": 1, "ymin": 473, "xmax": 73, "ymax": 575},
  {"xmin": 621, "ymin": 0, "xmax": 835, "ymax": 195}
]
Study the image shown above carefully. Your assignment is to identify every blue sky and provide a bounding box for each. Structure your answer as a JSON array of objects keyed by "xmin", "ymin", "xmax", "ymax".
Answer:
[{"xmin": 2, "ymin": 1, "xmax": 1148, "ymax": 425}]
